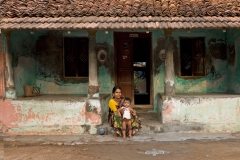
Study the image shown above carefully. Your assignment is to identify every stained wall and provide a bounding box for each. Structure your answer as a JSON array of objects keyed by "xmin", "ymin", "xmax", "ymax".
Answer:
[
  {"xmin": 7, "ymin": 30, "xmax": 114, "ymax": 96},
  {"xmin": 0, "ymin": 94, "xmax": 111, "ymax": 135},
  {"xmin": 173, "ymin": 29, "xmax": 228, "ymax": 93},
  {"xmin": 226, "ymin": 29, "xmax": 240, "ymax": 93},
  {"xmin": 159, "ymin": 94, "xmax": 240, "ymax": 132},
  {"xmin": 155, "ymin": 29, "xmax": 240, "ymax": 132},
  {"xmin": 6, "ymin": 29, "xmax": 235, "ymax": 98},
  {"xmin": 0, "ymin": 30, "xmax": 112, "ymax": 134},
  {"xmin": 1, "ymin": 29, "xmax": 240, "ymax": 133}
]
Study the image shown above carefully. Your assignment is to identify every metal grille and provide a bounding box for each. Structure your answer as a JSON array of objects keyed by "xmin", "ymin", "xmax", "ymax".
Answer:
[
  {"xmin": 181, "ymin": 52, "xmax": 191, "ymax": 70},
  {"xmin": 66, "ymin": 54, "xmax": 75, "ymax": 62},
  {"xmin": 64, "ymin": 37, "xmax": 89, "ymax": 77},
  {"xmin": 182, "ymin": 53, "xmax": 191, "ymax": 63},
  {"xmin": 79, "ymin": 53, "xmax": 87, "ymax": 62},
  {"xmin": 180, "ymin": 37, "xmax": 205, "ymax": 76}
]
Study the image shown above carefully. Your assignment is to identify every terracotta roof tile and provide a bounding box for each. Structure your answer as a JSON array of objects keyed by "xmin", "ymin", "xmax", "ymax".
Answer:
[
  {"xmin": 2, "ymin": 16, "xmax": 240, "ymax": 30},
  {"xmin": 0, "ymin": 17, "xmax": 240, "ymax": 29},
  {"xmin": 1, "ymin": 0, "xmax": 240, "ymax": 18}
]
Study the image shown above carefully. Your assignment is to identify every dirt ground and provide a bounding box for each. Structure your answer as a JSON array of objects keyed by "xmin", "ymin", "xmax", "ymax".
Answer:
[{"xmin": 3, "ymin": 139, "xmax": 240, "ymax": 160}]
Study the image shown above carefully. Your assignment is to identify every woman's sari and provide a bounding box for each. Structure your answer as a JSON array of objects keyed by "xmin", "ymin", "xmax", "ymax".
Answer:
[{"xmin": 108, "ymin": 97, "xmax": 141, "ymax": 136}]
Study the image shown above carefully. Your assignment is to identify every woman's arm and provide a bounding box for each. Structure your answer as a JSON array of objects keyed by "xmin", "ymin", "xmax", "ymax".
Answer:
[{"xmin": 108, "ymin": 99, "xmax": 117, "ymax": 112}]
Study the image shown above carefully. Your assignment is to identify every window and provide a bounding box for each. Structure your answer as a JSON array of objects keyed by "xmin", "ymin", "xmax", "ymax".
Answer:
[
  {"xmin": 180, "ymin": 37, "xmax": 205, "ymax": 77},
  {"xmin": 63, "ymin": 37, "xmax": 89, "ymax": 78}
]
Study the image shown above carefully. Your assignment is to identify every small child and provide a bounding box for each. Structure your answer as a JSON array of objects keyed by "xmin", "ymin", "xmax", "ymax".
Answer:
[{"xmin": 117, "ymin": 97, "xmax": 136, "ymax": 140}]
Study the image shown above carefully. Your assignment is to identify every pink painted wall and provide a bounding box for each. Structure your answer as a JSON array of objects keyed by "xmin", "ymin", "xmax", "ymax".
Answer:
[
  {"xmin": 0, "ymin": 98, "xmax": 104, "ymax": 135},
  {"xmin": 0, "ymin": 100, "xmax": 18, "ymax": 132}
]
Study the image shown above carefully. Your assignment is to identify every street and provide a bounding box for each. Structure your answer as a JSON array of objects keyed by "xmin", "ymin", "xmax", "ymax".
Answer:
[{"xmin": 2, "ymin": 133, "xmax": 240, "ymax": 160}]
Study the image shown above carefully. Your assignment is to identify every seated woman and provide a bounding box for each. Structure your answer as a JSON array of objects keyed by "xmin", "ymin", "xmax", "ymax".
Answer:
[{"xmin": 108, "ymin": 86, "xmax": 141, "ymax": 137}]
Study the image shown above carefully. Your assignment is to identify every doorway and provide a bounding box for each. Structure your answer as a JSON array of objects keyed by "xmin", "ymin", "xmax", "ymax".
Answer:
[{"xmin": 114, "ymin": 32, "xmax": 152, "ymax": 105}]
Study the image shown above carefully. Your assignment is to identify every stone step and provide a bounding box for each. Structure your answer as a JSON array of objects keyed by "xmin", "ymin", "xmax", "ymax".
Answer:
[
  {"xmin": 138, "ymin": 111, "xmax": 164, "ymax": 134},
  {"xmin": 98, "ymin": 109, "xmax": 163, "ymax": 135}
]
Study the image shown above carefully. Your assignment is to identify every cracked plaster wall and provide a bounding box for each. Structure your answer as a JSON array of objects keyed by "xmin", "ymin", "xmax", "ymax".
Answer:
[
  {"xmin": 173, "ymin": 29, "xmax": 229, "ymax": 93},
  {"xmin": 161, "ymin": 96, "xmax": 240, "ymax": 132},
  {"xmin": 9, "ymin": 29, "xmax": 234, "ymax": 95},
  {"xmin": 152, "ymin": 29, "xmax": 236, "ymax": 95},
  {"xmin": 4, "ymin": 29, "xmax": 240, "ymax": 102},
  {"xmin": 7, "ymin": 30, "xmax": 114, "ymax": 96},
  {"xmin": 226, "ymin": 29, "xmax": 240, "ymax": 93}
]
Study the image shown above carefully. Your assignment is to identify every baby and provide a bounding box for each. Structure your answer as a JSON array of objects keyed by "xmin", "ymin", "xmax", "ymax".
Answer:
[{"xmin": 117, "ymin": 97, "xmax": 136, "ymax": 139}]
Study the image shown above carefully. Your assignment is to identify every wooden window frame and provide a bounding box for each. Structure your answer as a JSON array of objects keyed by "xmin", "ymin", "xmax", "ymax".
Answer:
[
  {"xmin": 179, "ymin": 37, "xmax": 205, "ymax": 78},
  {"xmin": 63, "ymin": 37, "xmax": 89, "ymax": 78}
]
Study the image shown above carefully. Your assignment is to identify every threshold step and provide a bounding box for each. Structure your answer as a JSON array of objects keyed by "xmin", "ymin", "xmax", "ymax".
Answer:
[
  {"xmin": 132, "ymin": 105, "xmax": 153, "ymax": 109},
  {"xmin": 99, "ymin": 121, "xmax": 164, "ymax": 135},
  {"xmin": 100, "ymin": 110, "xmax": 163, "ymax": 135}
]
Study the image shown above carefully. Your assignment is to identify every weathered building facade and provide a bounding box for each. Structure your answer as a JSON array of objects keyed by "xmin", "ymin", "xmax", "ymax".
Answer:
[{"xmin": 0, "ymin": 0, "xmax": 240, "ymax": 134}]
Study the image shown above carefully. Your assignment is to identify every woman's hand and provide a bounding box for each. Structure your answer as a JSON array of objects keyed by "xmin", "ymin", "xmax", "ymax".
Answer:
[
  {"xmin": 130, "ymin": 108, "xmax": 137, "ymax": 116},
  {"xmin": 117, "ymin": 108, "xmax": 122, "ymax": 117},
  {"xmin": 132, "ymin": 111, "xmax": 136, "ymax": 116}
]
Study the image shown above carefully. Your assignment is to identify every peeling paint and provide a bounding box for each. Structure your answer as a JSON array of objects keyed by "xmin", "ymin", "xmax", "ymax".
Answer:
[
  {"xmin": 159, "ymin": 94, "xmax": 240, "ymax": 132},
  {"xmin": 2, "ymin": 28, "xmax": 240, "ymax": 134},
  {"xmin": 227, "ymin": 44, "xmax": 235, "ymax": 66},
  {"xmin": 98, "ymin": 66, "xmax": 111, "ymax": 93},
  {"xmin": 0, "ymin": 98, "xmax": 87, "ymax": 134},
  {"xmin": 9, "ymin": 30, "xmax": 115, "ymax": 96},
  {"xmin": 163, "ymin": 101, "xmax": 174, "ymax": 115},
  {"xmin": 208, "ymin": 38, "xmax": 227, "ymax": 60}
]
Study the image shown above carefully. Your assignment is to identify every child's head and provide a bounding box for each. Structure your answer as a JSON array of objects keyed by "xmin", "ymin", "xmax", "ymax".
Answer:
[{"xmin": 123, "ymin": 97, "xmax": 131, "ymax": 107}]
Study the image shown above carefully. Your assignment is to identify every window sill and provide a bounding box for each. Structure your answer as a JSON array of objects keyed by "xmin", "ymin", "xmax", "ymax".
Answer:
[
  {"xmin": 178, "ymin": 76, "xmax": 205, "ymax": 79},
  {"xmin": 63, "ymin": 77, "xmax": 89, "ymax": 79}
]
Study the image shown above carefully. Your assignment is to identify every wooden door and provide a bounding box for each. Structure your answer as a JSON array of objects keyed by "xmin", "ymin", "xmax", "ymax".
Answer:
[
  {"xmin": 115, "ymin": 32, "xmax": 152, "ymax": 105},
  {"xmin": 116, "ymin": 38, "xmax": 134, "ymax": 101}
]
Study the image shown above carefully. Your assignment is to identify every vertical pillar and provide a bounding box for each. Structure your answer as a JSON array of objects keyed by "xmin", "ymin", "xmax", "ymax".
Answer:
[
  {"xmin": 87, "ymin": 30, "xmax": 99, "ymax": 98},
  {"xmin": 86, "ymin": 30, "xmax": 101, "ymax": 134},
  {"xmin": 4, "ymin": 30, "xmax": 16, "ymax": 99},
  {"xmin": 0, "ymin": 31, "xmax": 5, "ymax": 99},
  {"xmin": 164, "ymin": 29, "xmax": 175, "ymax": 96}
]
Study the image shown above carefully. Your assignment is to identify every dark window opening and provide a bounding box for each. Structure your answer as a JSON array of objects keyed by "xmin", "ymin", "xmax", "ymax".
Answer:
[
  {"xmin": 180, "ymin": 37, "xmax": 205, "ymax": 76},
  {"xmin": 64, "ymin": 37, "xmax": 89, "ymax": 78}
]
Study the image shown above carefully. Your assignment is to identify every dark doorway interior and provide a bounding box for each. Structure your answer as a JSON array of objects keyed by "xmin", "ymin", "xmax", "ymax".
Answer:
[
  {"xmin": 133, "ymin": 38, "xmax": 150, "ymax": 104},
  {"xmin": 115, "ymin": 32, "xmax": 151, "ymax": 105}
]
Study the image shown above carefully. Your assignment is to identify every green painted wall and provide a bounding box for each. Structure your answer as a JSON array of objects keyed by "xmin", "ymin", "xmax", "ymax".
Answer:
[
  {"xmin": 96, "ymin": 31, "xmax": 114, "ymax": 93},
  {"xmin": 2, "ymin": 29, "xmax": 240, "ymax": 101},
  {"xmin": 34, "ymin": 30, "xmax": 89, "ymax": 95},
  {"xmin": 173, "ymin": 29, "xmax": 228, "ymax": 93},
  {"xmin": 7, "ymin": 30, "xmax": 114, "ymax": 96},
  {"xmin": 152, "ymin": 30, "xmax": 165, "ymax": 111},
  {"xmin": 226, "ymin": 29, "xmax": 240, "ymax": 93},
  {"xmin": 11, "ymin": 30, "xmax": 46, "ymax": 96}
]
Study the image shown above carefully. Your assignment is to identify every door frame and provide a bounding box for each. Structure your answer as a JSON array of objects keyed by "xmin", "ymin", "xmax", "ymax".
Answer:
[{"xmin": 114, "ymin": 32, "xmax": 153, "ymax": 105}]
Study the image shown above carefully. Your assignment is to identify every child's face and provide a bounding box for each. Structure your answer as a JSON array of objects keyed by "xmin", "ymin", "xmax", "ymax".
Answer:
[{"xmin": 124, "ymin": 101, "xmax": 131, "ymax": 107}]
